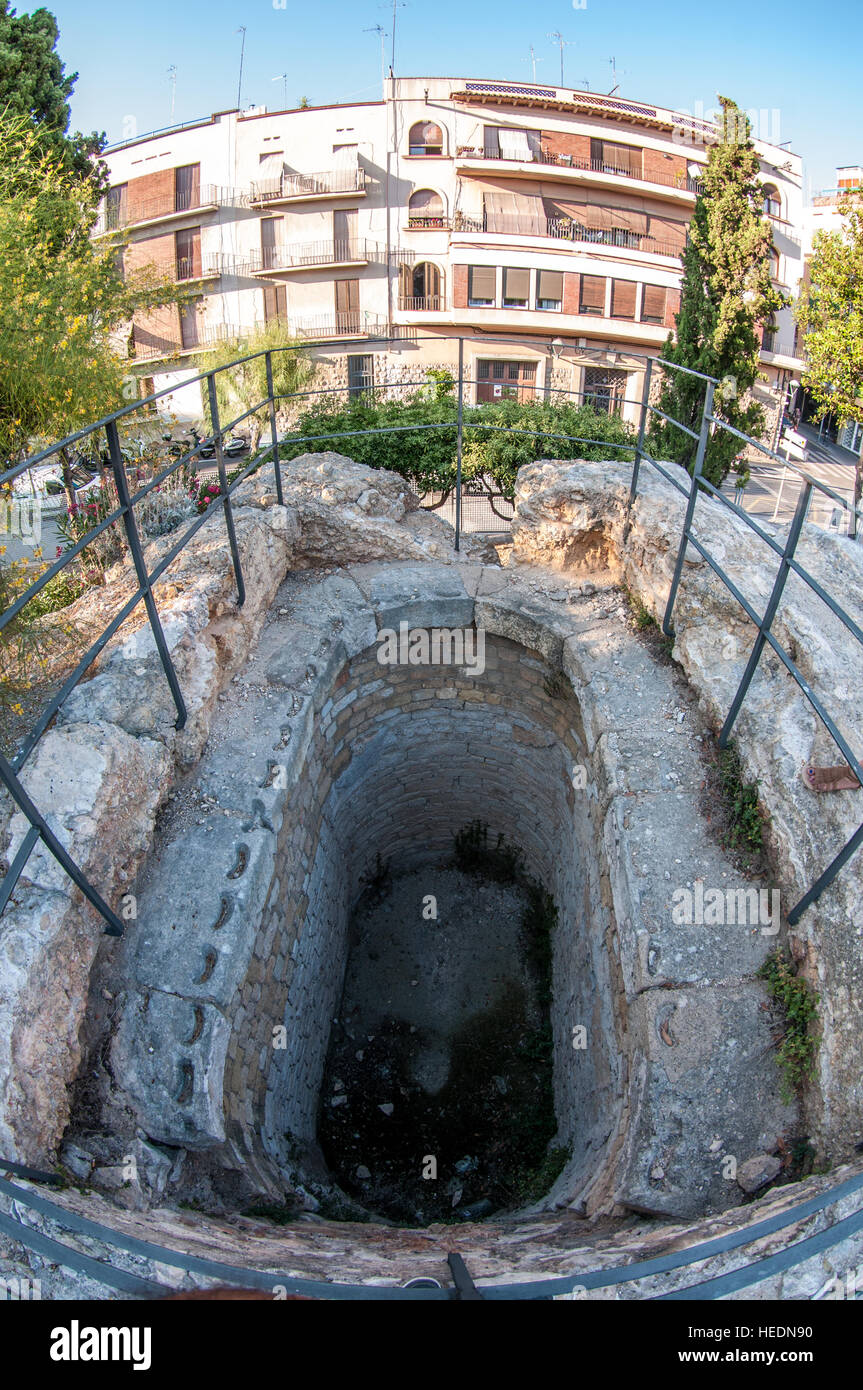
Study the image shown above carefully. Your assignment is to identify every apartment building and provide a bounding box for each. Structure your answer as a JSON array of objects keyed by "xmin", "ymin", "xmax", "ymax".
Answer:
[{"xmin": 99, "ymin": 76, "xmax": 805, "ymax": 425}]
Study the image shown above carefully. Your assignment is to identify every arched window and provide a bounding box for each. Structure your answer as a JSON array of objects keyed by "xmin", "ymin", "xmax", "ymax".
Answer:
[
  {"xmin": 409, "ymin": 121, "xmax": 444, "ymax": 156},
  {"xmin": 399, "ymin": 261, "xmax": 442, "ymax": 310},
  {"xmin": 770, "ymin": 247, "xmax": 781, "ymax": 280},
  {"xmin": 408, "ymin": 189, "xmax": 446, "ymax": 228},
  {"xmin": 762, "ymin": 184, "xmax": 781, "ymax": 218}
]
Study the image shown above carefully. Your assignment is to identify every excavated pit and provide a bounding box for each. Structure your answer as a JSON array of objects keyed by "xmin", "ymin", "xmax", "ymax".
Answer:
[{"xmin": 96, "ymin": 561, "xmax": 792, "ymax": 1228}]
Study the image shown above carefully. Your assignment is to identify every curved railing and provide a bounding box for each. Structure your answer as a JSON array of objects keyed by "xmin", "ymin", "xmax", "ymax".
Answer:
[{"xmin": 1, "ymin": 333, "xmax": 862, "ymax": 937}]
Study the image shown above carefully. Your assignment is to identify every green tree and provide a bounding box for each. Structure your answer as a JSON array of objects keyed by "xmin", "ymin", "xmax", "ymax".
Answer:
[
  {"xmin": 794, "ymin": 195, "xmax": 863, "ymax": 521},
  {"xmin": 0, "ymin": 111, "xmax": 179, "ymax": 466},
  {"xmin": 199, "ymin": 321, "xmax": 314, "ymax": 455},
  {"xmin": 0, "ymin": 2, "xmax": 105, "ymax": 188},
  {"xmin": 651, "ymin": 96, "xmax": 786, "ymax": 487}
]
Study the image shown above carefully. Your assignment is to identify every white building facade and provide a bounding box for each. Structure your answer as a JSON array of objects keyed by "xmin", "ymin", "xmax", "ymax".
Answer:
[{"xmin": 99, "ymin": 76, "xmax": 805, "ymax": 426}]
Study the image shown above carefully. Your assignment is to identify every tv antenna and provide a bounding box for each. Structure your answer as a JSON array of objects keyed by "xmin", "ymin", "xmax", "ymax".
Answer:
[
  {"xmin": 607, "ymin": 56, "xmax": 624, "ymax": 95},
  {"xmin": 379, "ymin": 0, "xmax": 408, "ymax": 75},
  {"xmin": 167, "ymin": 64, "xmax": 177, "ymax": 120},
  {"xmin": 547, "ymin": 31, "xmax": 574, "ymax": 87},
  {"xmin": 364, "ymin": 24, "xmax": 388, "ymax": 94},
  {"xmin": 272, "ymin": 73, "xmax": 288, "ymax": 109},
  {"xmin": 236, "ymin": 26, "xmax": 247, "ymax": 109},
  {"xmin": 528, "ymin": 45, "xmax": 543, "ymax": 82}
]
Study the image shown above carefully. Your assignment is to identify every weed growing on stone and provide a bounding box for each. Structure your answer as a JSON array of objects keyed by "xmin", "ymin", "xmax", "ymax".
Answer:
[
  {"xmin": 452, "ymin": 819, "xmax": 522, "ymax": 881},
  {"xmin": 718, "ymin": 742, "xmax": 765, "ymax": 861},
  {"xmin": 542, "ymin": 669, "xmax": 574, "ymax": 701},
  {"xmin": 624, "ymin": 587, "xmax": 675, "ymax": 660},
  {"xmin": 241, "ymin": 1200, "xmax": 299, "ymax": 1226},
  {"xmin": 758, "ymin": 951, "xmax": 820, "ymax": 1100}
]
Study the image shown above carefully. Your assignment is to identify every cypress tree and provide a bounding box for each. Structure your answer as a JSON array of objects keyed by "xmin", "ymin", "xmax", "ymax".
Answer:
[{"xmin": 651, "ymin": 97, "xmax": 786, "ymax": 487}]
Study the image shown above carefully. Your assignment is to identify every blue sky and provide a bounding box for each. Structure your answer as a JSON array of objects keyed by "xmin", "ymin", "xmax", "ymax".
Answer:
[{"xmin": 32, "ymin": 0, "xmax": 863, "ymax": 196}]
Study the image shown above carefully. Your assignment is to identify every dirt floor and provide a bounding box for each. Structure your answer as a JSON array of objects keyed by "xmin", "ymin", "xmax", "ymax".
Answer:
[{"xmin": 317, "ymin": 859, "xmax": 562, "ymax": 1226}]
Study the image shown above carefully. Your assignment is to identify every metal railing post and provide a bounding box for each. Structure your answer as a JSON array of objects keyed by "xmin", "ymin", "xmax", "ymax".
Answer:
[
  {"xmin": 455, "ymin": 337, "xmax": 464, "ymax": 553},
  {"xmin": 206, "ymin": 373, "xmax": 246, "ymax": 607},
  {"xmin": 720, "ymin": 481, "xmax": 812, "ymax": 747},
  {"xmin": 662, "ymin": 378, "xmax": 715, "ymax": 636},
  {"xmin": 265, "ymin": 350, "xmax": 284, "ymax": 506},
  {"xmin": 624, "ymin": 357, "xmax": 653, "ymax": 541},
  {"xmin": 105, "ymin": 419, "xmax": 187, "ymax": 729}
]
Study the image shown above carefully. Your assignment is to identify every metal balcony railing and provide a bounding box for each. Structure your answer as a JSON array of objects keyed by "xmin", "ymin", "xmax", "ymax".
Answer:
[
  {"xmin": 453, "ymin": 211, "xmax": 683, "ymax": 259},
  {"xmin": 406, "ymin": 216, "xmax": 451, "ymax": 230},
  {"xmin": 95, "ymin": 184, "xmax": 233, "ymax": 235},
  {"xmin": 457, "ymin": 146, "xmax": 704, "ymax": 195},
  {"xmin": 249, "ymin": 166, "xmax": 367, "ymax": 203},
  {"xmin": 398, "ymin": 296, "xmax": 444, "ymax": 312},
  {"xmin": 289, "ymin": 313, "xmax": 389, "ymax": 339},
  {"xmin": 132, "ymin": 322, "xmax": 248, "ymax": 362},
  {"xmin": 241, "ymin": 240, "xmax": 375, "ymax": 274}
]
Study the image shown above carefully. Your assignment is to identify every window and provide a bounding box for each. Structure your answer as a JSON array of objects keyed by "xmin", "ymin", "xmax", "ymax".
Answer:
[
  {"xmin": 610, "ymin": 280, "xmax": 637, "ymax": 320},
  {"xmin": 590, "ymin": 138, "xmax": 642, "ymax": 178},
  {"xmin": 409, "ymin": 121, "xmax": 444, "ymax": 156},
  {"xmin": 175, "ymin": 227, "xmax": 201, "ymax": 280},
  {"xmin": 262, "ymin": 282, "xmax": 287, "ymax": 325},
  {"xmin": 408, "ymin": 189, "xmax": 445, "ymax": 227},
  {"xmin": 641, "ymin": 284, "xmax": 667, "ymax": 325},
  {"xmin": 583, "ymin": 366, "xmax": 628, "ymax": 416},
  {"xmin": 468, "ymin": 265, "xmax": 496, "ymax": 306},
  {"xmin": 335, "ymin": 278, "xmax": 360, "ymax": 332},
  {"xmin": 579, "ymin": 274, "xmax": 606, "ymax": 315},
  {"xmin": 175, "ymin": 164, "xmax": 201, "ymax": 213},
  {"xmin": 770, "ymin": 248, "xmax": 781, "ymax": 280},
  {"xmin": 475, "ymin": 360, "xmax": 537, "ymax": 402},
  {"xmin": 762, "ymin": 184, "xmax": 781, "ymax": 218},
  {"xmin": 762, "ymin": 319, "xmax": 778, "ymax": 352},
  {"xmin": 333, "ymin": 208, "xmax": 357, "ymax": 259},
  {"xmin": 536, "ymin": 269, "xmax": 563, "ymax": 311},
  {"xmin": 261, "ymin": 217, "xmax": 284, "ymax": 270},
  {"xmin": 348, "ymin": 353, "xmax": 374, "ymax": 399},
  {"xmin": 106, "ymin": 183, "xmax": 127, "ymax": 230},
  {"xmin": 179, "ymin": 300, "xmax": 200, "ymax": 350},
  {"xmin": 400, "ymin": 262, "xmax": 442, "ymax": 309},
  {"xmin": 502, "ymin": 267, "xmax": 530, "ymax": 308},
  {"xmin": 483, "ymin": 126, "xmax": 541, "ymax": 161}
]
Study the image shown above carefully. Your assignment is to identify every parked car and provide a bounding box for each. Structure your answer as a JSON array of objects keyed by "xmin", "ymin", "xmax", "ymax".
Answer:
[{"xmin": 10, "ymin": 459, "xmax": 102, "ymax": 515}]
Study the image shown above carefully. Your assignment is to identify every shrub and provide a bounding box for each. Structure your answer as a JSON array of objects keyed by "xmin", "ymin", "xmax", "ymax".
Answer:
[{"xmin": 758, "ymin": 952, "xmax": 820, "ymax": 1100}]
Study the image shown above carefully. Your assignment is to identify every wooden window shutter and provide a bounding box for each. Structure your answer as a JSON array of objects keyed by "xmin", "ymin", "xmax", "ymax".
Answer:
[
  {"xmin": 579, "ymin": 274, "xmax": 606, "ymax": 313},
  {"xmin": 470, "ymin": 265, "xmax": 496, "ymax": 299},
  {"xmin": 504, "ymin": 267, "xmax": 530, "ymax": 300},
  {"xmin": 611, "ymin": 279, "xmax": 637, "ymax": 318},
  {"xmin": 641, "ymin": 284, "xmax": 666, "ymax": 323},
  {"xmin": 537, "ymin": 269, "xmax": 563, "ymax": 302}
]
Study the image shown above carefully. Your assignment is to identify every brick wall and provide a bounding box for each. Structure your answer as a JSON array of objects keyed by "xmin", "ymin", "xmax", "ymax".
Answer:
[
  {"xmin": 126, "ymin": 168, "xmax": 175, "ymax": 223},
  {"xmin": 452, "ymin": 263, "xmax": 468, "ymax": 309},
  {"xmin": 642, "ymin": 147, "xmax": 688, "ymax": 185},
  {"xmin": 541, "ymin": 130, "xmax": 592, "ymax": 164},
  {"xmin": 216, "ymin": 633, "xmax": 619, "ymax": 1200}
]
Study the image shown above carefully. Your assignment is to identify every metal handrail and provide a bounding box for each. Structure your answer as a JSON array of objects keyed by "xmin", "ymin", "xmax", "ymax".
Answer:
[
  {"xmin": 1, "ymin": 1160, "xmax": 862, "ymax": 1300},
  {"xmin": 2, "ymin": 333, "xmax": 863, "ymax": 930}
]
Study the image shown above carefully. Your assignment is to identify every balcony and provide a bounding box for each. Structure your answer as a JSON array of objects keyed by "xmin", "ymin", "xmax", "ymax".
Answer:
[
  {"xmin": 289, "ymin": 313, "xmax": 388, "ymax": 341},
  {"xmin": 455, "ymin": 147, "xmax": 703, "ymax": 200},
  {"xmin": 94, "ymin": 184, "xmax": 231, "ymax": 236},
  {"xmin": 240, "ymin": 239, "xmax": 376, "ymax": 275},
  {"xmin": 132, "ymin": 322, "xmax": 247, "ymax": 364},
  {"xmin": 398, "ymin": 296, "xmax": 445, "ymax": 312},
  {"xmin": 126, "ymin": 252, "xmax": 223, "ymax": 285},
  {"xmin": 249, "ymin": 166, "xmax": 367, "ymax": 206},
  {"xmin": 405, "ymin": 216, "xmax": 452, "ymax": 231},
  {"xmin": 453, "ymin": 211, "xmax": 684, "ymax": 260}
]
